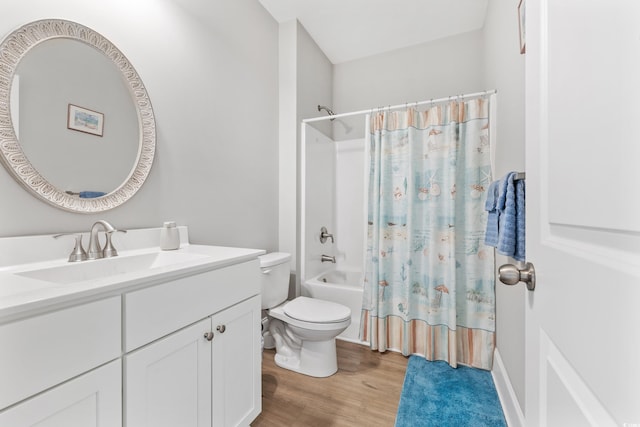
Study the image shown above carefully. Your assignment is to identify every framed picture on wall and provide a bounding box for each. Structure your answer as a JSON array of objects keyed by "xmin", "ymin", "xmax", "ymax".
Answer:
[
  {"xmin": 518, "ymin": 0, "xmax": 526, "ymax": 54},
  {"xmin": 67, "ymin": 104, "xmax": 104, "ymax": 137}
]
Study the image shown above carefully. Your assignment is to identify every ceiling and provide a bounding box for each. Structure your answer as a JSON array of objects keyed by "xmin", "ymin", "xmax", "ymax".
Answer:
[{"xmin": 258, "ymin": 0, "xmax": 489, "ymax": 64}]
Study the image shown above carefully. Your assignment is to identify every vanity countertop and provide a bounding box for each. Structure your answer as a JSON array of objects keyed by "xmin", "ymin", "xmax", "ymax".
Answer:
[{"xmin": 0, "ymin": 227, "xmax": 265, "ymax": 322}]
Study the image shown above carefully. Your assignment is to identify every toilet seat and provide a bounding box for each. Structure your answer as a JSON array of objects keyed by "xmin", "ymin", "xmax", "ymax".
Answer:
[
  {"xmin": 268, "ymin": 297, "xmax": 351, "ymax": 331},
  {"xmin": 283, "ymin": 297, "xmax": 351, "ymax": 323}
]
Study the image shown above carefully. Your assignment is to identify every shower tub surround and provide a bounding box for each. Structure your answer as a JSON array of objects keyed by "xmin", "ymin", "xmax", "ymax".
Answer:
[
  {"xmin": 301, "ymin": 126, "xmax": 367, "ymax": 344},
  {"xmin": 0, "ymin": 226, "xmax": 264, "ymax": 426}
]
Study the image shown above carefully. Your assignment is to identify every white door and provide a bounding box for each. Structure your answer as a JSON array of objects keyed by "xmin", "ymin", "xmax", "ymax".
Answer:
[
  {"xmin": 525, "ymin": 1, "xmax": 640, "ymax": 426},
  {"xmin": 211, "ymin": 295, "xmax": 261, "ymax": 427},
  {"xmin": 125, "ymin": 319, "xmax": 212, "ymax": 427}
]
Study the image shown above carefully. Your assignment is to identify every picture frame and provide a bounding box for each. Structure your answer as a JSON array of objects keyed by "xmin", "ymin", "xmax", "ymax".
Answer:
[
  {"xmin": 518, "ymin": 0, "xmax": 526, "ymax": 54},
  {"xmin": 67, "ymin": 104, "xmax": 104, "ymax": 137}
]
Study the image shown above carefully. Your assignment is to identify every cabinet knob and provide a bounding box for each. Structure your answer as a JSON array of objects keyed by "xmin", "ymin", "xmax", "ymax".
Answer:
[
  {"xmin": 204, "ymin": 331, "xmax": 214, "ymax": 341},
  {"xmin": 216, "ymin": 325, "xmax": 226, "ymax": 333}
]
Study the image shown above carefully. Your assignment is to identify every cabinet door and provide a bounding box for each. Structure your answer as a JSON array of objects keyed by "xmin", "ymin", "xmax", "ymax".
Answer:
[
  {"xmin": 211, "ymin": 295, "xmax": 261, "ymax": 427},
  {"xmin": 0, "ymin": 359, "xmax": 121, "ymax": 427},
  {"xmin": 0, "ymin": 296, "xmax": 121, "ymax": 410},
  {"xmin": 125, "ymin": 319, "xmax": 212, "ymax": 427}
]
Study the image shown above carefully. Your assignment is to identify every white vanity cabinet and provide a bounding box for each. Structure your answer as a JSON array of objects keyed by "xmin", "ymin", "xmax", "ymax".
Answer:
[
  {"xmin": 0, "ymin": 296, "xmax": 122, "ymax": 426},
  {"xmin": 123, "ymin": 259, "xmax": 262, "ymax": 427},
  {"xmin": 0, "ymin": 230, "xmax": 264, "ymax": 427},
  {"xmin": 125, "ymin": 318, "xmax": 213, "ymax": 427},
  {"xmin": 211, "ymin": 295, "xmax": 261, "ymax": 426}
]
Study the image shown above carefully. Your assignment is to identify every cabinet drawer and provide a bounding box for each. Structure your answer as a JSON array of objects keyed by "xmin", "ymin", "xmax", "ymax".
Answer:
[
  {"xmin": 0, "ymin": 359, "xmax": 122, "ymax": 427},
  {"xmin": 124, "ymin": 259, "xmax": 260, "ymax": 352},
  {"xmin": 0, "ymin": 296, "xmax": 121, "ymax": 410}
]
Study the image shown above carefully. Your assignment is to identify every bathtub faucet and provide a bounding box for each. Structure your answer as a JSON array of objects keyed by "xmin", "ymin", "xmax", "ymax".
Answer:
[{"xmin": 321, "ymin": 254, "xmax": 336, "ymax": 263}]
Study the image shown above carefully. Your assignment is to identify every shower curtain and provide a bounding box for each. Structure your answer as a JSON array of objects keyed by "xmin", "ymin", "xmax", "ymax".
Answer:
[{"xmin": 360, "ymin": 97, "xmax": 496, "ymax": 370}]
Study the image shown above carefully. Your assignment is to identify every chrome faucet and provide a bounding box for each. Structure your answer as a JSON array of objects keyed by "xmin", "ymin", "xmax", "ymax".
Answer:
[
  {"xmin": 320, "ymin": 227, "xmax": 334, "ymax": 244},
  {"xmin": 87, "ymin": 220, "xmax": 126, "ymax": 260},
  {"xmin": 321, "ymin": 254, "xmax": 336, "ymax": 263}
]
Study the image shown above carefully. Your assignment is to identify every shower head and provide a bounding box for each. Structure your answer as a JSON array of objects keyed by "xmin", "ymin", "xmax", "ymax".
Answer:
[{"xmin": 317, "ymin": 105, "xmax": 336, "ymax": 120}]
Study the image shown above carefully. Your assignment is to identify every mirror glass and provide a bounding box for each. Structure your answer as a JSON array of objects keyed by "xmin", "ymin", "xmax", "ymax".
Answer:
[
  {"xmin": 0, "ymin": 19, "xmax": 156, "ymax": 213},
  {"xmin": 15, "ymin": 39, "xmax": 139, "ymax": 193}
]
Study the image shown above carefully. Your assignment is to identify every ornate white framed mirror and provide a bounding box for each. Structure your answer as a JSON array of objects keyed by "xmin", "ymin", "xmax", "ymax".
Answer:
[{"xmin": 0, "ymin": 19, "xmax": 155, "ymax": 213}]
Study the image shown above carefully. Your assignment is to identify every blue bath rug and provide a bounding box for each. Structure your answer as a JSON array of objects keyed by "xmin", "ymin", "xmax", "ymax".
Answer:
[{"xmin": 395, "ymin": 356, "xmax": 507, "ymax": 427}]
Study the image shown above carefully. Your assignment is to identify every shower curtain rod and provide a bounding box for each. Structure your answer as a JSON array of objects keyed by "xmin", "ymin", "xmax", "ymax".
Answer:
[{"xmin": 303, "ymin": 89, "xmax": 497, "ymax": 124}]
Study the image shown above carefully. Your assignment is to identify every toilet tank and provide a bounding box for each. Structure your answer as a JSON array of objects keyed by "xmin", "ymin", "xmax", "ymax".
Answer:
[{"xmin": 259, "ymin": 252, "xmax": 291, "ymax": 309}]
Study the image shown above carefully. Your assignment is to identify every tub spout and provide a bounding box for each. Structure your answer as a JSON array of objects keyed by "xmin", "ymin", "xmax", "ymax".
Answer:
[{"xmin": 321, "ymin": 254, "xmax": 336, "ymax": 263}]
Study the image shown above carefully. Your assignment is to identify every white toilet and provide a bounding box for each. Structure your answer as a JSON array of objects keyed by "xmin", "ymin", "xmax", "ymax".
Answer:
[{"xmin": 259, "ymin": 252, "xmax": 351, "ymax": 377}]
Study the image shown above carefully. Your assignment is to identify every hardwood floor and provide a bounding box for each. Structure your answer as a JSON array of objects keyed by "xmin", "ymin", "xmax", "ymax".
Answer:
[{"xmin": 252, "ymin": 340, "xmax": 409, "ymax": 427}]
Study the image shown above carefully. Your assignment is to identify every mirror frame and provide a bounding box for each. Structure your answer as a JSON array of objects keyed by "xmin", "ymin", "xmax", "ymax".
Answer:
[{"xmin": 0, "ymin": 19, "xmax": 156, "ymax": 213}]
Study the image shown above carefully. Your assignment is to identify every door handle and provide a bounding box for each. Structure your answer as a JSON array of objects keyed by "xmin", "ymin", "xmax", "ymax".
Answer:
[{"xmin": 498, "ymin": 262, "xmax": 536, "ymax": 291}]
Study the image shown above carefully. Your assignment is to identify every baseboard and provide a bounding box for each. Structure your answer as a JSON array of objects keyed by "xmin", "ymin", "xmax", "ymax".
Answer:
[
  {"xmin": 492, "ymin": 348, "xmax": 525, "ymax": 427},
  {"xmin": 336, "ymin": 336, "xmax": 369, "ymax": 346}
]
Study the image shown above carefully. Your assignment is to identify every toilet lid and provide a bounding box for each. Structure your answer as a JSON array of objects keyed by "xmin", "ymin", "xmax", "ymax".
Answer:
[{"xmin": 283, "ymin": 297, "xmax": 351, "ymax": 323}]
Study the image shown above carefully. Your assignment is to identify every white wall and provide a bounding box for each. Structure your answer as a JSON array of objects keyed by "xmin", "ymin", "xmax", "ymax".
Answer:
[
  {"xmin": 483, "ymin": 0, "xmax": 527, "ymax": 415},
  {"xmin": 0, "ymin": 0, "xmax": 279, "ymax": 253},
  {"xmin": 335, "ymin": 138, "xmax": 365, "ymax": 272},
  {"xmin": 302, "ymin": 125, "xmax": 335, "ymax": 281}
]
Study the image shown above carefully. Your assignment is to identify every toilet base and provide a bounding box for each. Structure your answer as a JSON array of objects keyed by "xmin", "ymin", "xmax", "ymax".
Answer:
[{"xmin": 273, "ymin": 338, "xmax": 338, "ymax": 378}]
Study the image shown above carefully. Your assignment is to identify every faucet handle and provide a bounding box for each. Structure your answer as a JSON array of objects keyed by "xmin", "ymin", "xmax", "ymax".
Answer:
[
  {"xmin": 53, "ymin": 233, "xmax": 87, "ymax": 262},
  {"xmin": 320, "ymin": 226, "xmax": 334, "ymax": 244},
  {"xmin": 103, "ymin": 229, "xmax": 127, "ymax": 258}
]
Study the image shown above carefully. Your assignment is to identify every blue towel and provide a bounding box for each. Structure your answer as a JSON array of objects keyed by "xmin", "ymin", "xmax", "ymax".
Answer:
[
  {"xmin": 484, "ymin": 172, "xmax": 526, "ymax": 261},
  {"xmin": 79, "ymin": 191, "xmax": 106, "ymax": 198}
]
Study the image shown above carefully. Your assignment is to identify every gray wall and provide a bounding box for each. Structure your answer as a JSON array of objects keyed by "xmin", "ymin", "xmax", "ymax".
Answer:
[
  {"xmin": 332, "ymin": 29, "xmax": 486, "ymax": 141},
  {"xmin": 278, "ymin": 20, "xmax": 333, "ymax": 285},
  {"xmin": 0, "ymin": 0, "xmax": 279, "ymax": 253},
  {"xmin": 483, "ymin": 0, "xmax": 526, "ymax": 412}
]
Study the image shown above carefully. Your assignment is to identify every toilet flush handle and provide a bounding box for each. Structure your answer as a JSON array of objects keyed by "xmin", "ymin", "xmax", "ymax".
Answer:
[{"xmin": 262, "ymin": 269, "xmax": 272, "ymax": 274}]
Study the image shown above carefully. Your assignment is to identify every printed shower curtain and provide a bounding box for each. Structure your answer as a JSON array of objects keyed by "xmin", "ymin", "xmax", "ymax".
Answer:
[{"xmin": 360, "ymin": 97, "xmax": 496, "ymax": 370}]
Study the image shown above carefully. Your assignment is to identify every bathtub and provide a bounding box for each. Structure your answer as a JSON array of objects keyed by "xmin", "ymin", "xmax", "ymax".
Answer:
[{"xmin": 302, "ymin": 270, "xmax": 367, "ymax": 344}]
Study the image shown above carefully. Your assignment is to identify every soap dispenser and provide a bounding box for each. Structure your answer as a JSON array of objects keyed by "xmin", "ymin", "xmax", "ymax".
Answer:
[{"xmin": 160, "ymin": 221, "xmax": 180, "ymax": 250}]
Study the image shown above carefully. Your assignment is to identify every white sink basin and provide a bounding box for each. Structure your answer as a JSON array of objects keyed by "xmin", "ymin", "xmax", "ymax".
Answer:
[{"xmin": 16, "ymin": 251, "xmax": 209, "ymax": 285}]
